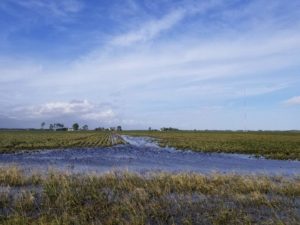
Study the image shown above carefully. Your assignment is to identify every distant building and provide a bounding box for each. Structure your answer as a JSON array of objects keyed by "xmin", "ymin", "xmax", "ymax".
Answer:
[{"xmin": 68, "ymin": 128, "xmax": 74, "ymax": 131}]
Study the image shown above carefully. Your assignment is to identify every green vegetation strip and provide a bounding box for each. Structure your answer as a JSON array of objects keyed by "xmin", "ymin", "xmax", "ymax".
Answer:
[
  {"xmin": 0, "ymin": 167, "xmax": 299, "ymax": 224},
  {"xmin": 123, "ymin": 131, "xmax": 300, "ymax": 160},
  {"xmin": 0, "ymin": 131, "xmax": 124, "ymax": 153}
]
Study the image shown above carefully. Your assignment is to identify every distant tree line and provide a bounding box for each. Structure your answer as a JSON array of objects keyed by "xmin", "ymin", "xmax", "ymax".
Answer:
[
  {"xmin": 94, "ymin": 126, "xmax": 122, "ymax": 131},
  {"xmin": 49, "ymin": 123, "xmax": 66, "ymax": 131},
  {"xmin": 41, "ymin": 122, "xmax": 122, "ymax": 132},
  {"xmin": 41, "ymin": 122, "xmax": 89, "ymax": 131},
  {"xmin": 94, "ymin": 127, "xmax": 108, "ymax": 131},
  {"xmin": 160, "ymin": 127, "xmax": 179, "ymax": 131}
]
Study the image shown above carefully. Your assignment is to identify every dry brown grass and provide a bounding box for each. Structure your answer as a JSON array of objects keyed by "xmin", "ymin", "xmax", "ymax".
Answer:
[{"xmin": 0, "ymin": 167, "xmax": 299, "ymax": 224}]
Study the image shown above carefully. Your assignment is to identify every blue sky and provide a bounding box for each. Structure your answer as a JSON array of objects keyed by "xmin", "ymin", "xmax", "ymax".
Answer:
[{"xmin": 0, "ymin": 0, "xmax": 300, "ymax": 130}]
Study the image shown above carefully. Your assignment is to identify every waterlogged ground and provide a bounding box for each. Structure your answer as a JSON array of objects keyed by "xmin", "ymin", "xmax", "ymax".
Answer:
[{"xmin": 0, "ymin": 135, "xmax": 299, "ymax": 175}]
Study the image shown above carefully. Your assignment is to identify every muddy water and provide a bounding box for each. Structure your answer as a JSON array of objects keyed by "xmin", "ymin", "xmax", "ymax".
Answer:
[{"xmin": 0, "ymin": 136, "xmax": 299, "ymax": 175}]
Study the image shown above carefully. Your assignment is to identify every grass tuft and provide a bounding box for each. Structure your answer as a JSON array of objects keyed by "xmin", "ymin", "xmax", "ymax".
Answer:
[{"xmin": 0, "ymin": 167, "xmax": 299, "ymax": 224}]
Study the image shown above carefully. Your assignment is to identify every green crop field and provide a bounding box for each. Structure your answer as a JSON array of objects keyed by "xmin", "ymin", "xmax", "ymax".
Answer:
[
  {"xmin": 0, "ymin": 167, "xmax": 299, "ymax": 225},
  {"xmin": 1, "ymin": 130, "xmax": 300, "ymax": 160},
  {"xmin": 0, "ymin": 131, "xmax": 124, "ymax": 153},
  {"xmin": 122, "ymin": 131, "xmax": 300, "ymax": 160}
]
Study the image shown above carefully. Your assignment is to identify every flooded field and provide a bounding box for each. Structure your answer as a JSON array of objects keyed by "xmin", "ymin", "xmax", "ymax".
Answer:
[{"xmin": 0, "ymin": 136, "xmax": 299, "ymax": 175}]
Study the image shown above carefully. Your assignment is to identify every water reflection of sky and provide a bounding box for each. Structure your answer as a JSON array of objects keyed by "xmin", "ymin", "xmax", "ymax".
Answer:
[{"xmin": 0, "ymin": 136, "xmax": 299, "ymax": 176}]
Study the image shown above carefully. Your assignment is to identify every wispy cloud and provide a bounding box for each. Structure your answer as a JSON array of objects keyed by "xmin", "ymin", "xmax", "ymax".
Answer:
[
  {"xmin": 6, "ymin": 0, "xmax": 83, "ymax": 16},
  {"xmin": 64, "ymin": 29, "xmax": 300, "ymax": 94},
  {"xmin": 110, "ymin": 0, "xmax": 221, "ymax": 46},
  {"xmin": 111, "ymin": 9, "xmax": 186, "ymax": 46},
  {"xmin": 283, "ymin": 96, "xmax": 300, "ymax": 106}
]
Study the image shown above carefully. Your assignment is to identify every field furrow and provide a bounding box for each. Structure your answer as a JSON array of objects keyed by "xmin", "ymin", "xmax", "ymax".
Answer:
[{"xmin": 0, "ymin": 131, "xmax": 121, "ymax": 153}]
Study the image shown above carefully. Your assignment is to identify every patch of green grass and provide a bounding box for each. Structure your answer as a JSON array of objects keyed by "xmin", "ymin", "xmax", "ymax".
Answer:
[
  {"xmin": 122, "ymin": 131, "xmax": 300, "ymax": 160},
  {"xmin": 0, "ymin": 167, "xmax": 299, "ymax": 224},
  {"xmin": 0, "ymin": 131, "xmax": 124, "ymax": 153}
]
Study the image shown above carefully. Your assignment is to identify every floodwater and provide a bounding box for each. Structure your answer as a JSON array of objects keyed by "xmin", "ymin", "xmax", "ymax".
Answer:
[{"xmin": 0, "ymin": 135, "xmax": 299, "ymax": 175}]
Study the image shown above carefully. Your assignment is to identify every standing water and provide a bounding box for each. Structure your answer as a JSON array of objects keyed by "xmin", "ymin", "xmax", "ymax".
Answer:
[{"xmin": 0, "ymin": 135, "xmax": 299, "ymax": 175}]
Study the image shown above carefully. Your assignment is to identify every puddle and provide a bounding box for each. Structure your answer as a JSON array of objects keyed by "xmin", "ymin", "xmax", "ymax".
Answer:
[{"xmin": 0, "ymin": 136, "xmax": 299, "ymax": 175}]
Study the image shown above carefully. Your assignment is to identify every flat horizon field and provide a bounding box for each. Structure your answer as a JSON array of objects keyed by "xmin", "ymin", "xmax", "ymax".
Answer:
[{"xmin": 1, "ymin": 130, "xmax": 300, "ymax": 160}]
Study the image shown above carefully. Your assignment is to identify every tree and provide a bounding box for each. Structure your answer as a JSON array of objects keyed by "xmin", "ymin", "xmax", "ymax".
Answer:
[
  {"xmin": 117, "ymin": 125, "xmax": 122, "ymax": 131},
  {"xmin": 72, "ymin": 123, "xmax": 79, "ymax": 131},
  {"xmin": 53, "ymin": 123, "xmax": 64, "ymax": 130},
  {"xmin": 82, "ymin": 124, "xmax": 88, "ymax": 130},
  {"xmin": 49, "ymin": 124, "xmax": 54, "ymax": 130},
  {"xmin": 41, "ymin": 122, "xmax": 45, "ymax": 129}
]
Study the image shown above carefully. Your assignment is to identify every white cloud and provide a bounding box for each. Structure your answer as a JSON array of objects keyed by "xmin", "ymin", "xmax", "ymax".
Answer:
[
  {"xmin": 82, "ymin": 110, "xmax": 115, "ymax": 121},
  {"xmin": 8, "ymin": 100, "xmax": 117, "ymax": 122},
  {"xmin": 283, "ymin": 96, "xmax": 300, "ymax": 106},
  {"xmin": 34, "ymin": 100, "xmax": 93, "ymax": 116}
]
